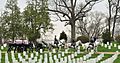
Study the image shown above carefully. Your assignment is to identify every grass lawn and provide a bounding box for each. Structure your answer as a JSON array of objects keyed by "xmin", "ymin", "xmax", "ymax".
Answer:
[
  {"xmin": 0, "ymin": 41, "xmax": 120, "ymax": 63},
  {"xmin": 114, "ymin": 55, "xmax": 120, "ymax": 63},
  {"xmin": 97, "ymin": 54, "xmax": 113, "ymax": 63},
  {"xmin": 97, "ymin": 42, "xmax": 120, "ymax": 52}
]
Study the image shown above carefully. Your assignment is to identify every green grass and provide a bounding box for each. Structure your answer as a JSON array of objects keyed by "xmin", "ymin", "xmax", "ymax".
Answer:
[
  {"xmin": 97, "ymin": 54, "xmax": 113, "ymax": 63},
  {"xmin": 0, "ymin": 52, "xmax": 86, "ymax": 63},
  {"xmin": 97, "ymin": 42, "xmax": 120, "ymax": 52},
  {"xmin": 0, "ymin": 42, "xmax": 120, "ymax": 63},
  {"xmin": 114, "ymin": 55, "xmax": 120, "ymax": 63}
]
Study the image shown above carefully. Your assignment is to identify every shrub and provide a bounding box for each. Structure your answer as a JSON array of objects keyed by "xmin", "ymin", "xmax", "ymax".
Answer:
[
  {"xmin": 115, "ymin": 35, "xmax": 120, "ymax": 43},
  {"xmin": 76, "ymin": 36, "xmax": 89, "ymax": 43},
  {"xmin": 59, "ymin": 31, "xmax": 67, "ymax": 41},
  {"xmin": 102, "ymin": 29, "xmax": 112, "ymax": 44}
]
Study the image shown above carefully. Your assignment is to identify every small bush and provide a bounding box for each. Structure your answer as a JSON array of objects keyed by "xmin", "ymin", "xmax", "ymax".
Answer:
[
  {"xmin": 115, "ymin": 35, "xmax": 120, "ymax": 43},
  {"xmin": 102, "ymin": 29, "xmax": 112, "ymax": 44},
  {"xmin": 77, "ymin": 36, "xmax": 89, "ymax": 43},
  {"xmin": 59, "ymin": 31, "xmax": 67, "ymax": 41}
]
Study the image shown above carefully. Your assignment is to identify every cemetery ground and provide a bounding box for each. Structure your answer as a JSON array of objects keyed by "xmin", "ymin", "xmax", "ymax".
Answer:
[{"xmin": 0, "ymin": 42, "xmax": 120, "ymax": 63}]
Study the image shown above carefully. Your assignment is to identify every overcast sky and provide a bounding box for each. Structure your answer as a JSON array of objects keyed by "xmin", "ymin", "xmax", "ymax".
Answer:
[{"xmin": 0, "ymin": 0, "xmax": 108, "ymax": 39}]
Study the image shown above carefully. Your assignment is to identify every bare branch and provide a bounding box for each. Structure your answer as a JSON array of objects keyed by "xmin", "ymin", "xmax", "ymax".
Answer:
[
  {"xmin": 54, "ymin": 0, "xmax": 71, "ymax": 8},
  {"xmin": 48, "ymin": 9, "xmax": 70, "ymax": 19},
  {"xmin": 62, "ymin": 0, "xmax": 72, "ymax": 13},
  {"xmin": 65, "ymin": 22, "xmax": 70, "ymax": 26},
  {"xmin": 53, "ymin": 10, "xmax": 69, "ymax": 22},
  {"xmin": 73, "ymin": 0, "xmax": 77, "ymax": 8},
  {"xmin": 75, "ymin": 1, "xmax": 92, "ymax": 18}
]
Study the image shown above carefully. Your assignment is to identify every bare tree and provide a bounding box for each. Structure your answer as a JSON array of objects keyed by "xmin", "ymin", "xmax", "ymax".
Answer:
[
  {"xmin": 107, "ymin": 0, "xmax": 112, "ymax": 42},
  {"xmin": 111, "ymin": 0, "xmax": 120, "ymax": 38},
  {"xmin": 48, "ymin": 0, "xmax": 101, "ymax": 41},
  {"xmin": 76, "ymin": 11, "xmax": 106, "ymax": 38}
]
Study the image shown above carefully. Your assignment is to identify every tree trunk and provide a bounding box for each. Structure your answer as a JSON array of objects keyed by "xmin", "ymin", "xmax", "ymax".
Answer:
[
  {"xmin": 108, "ymin": 0, "xmax": 112, "ymax": 43},
  {"xmin": 71, "ymin": 21, "xmax": 76, "ymax": 42},
  {"xmin": 0, "ymin": 37, "xmax": 2, "ymax": 44},
  {"xmin": 111, "ymin": 0, "xmax": 119, "ymax": 38},
  {"xmin": 112, "ymin": 17, "xmax": 116, "ymax": 38}
]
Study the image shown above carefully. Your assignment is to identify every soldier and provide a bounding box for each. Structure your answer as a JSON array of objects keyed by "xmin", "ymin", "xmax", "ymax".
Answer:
[
  {"xmin": 54, "ymin": 35, "xmax": 59, "ymax": 48},
  {"xmin": 71, "ymin": 39, "xmax": 76, "ymax": 49}
]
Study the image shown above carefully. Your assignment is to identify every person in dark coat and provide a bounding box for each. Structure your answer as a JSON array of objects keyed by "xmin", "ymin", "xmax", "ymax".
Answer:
[
  {"xmin": 71, "ymin": 39, "xmax": 76, "ymax": 49},
  {"xmin": 54, "ymin": 35, "xmax": 59, "ymax": 47}
]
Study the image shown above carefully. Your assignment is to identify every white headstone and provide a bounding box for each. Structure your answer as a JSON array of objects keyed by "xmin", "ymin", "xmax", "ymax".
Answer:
[
  {"xmin": 68, "ymin": 55, "xmax": 71, "ymax": 61},
  {"xmin": 11, "ymin": 51, "xmax": 14, "ymax": 55},
  {"xmin": 18, "ymin": 53, "xmax": 21, "ymax": 58},
  {"xmin": 64, "ymin": 57, "xmax": 67, "ymax": 63},
  {"xmin": 53, "ymin": 49, "xmax": 56, "ymax": 53},
  {"xmin": 65, "ymin": 49, "xmax": 68, "ymax": 53},
  {"xmin": 108, "ymin": 46, "xmax": 111, "ymax": 49},
  {"xmin": 38, "ymin": 59, "xmax": 42, "ymax": 63},
  {"xmin": 54, "ymin": 55, "xmax": 57, "ymax": 60},
  {"xmin": 28, "ymin": 58, "xmax": 32, "ymax": 63},
  {"xmin": 44, "ymin": 57, "xmax": 48, "ymax": 63},
  {"xmin": 91, "ymin": 50, "xmax": 94, "ymax": 54},
  {"xmin": 5, "ymin": 53, "xmax": 9, "ymax": 63},
  {"xmin": 19, "ymin": 56, "xmax": 22, "ymax": 62},
  {"xmin": 23, "ymin": 51, "xmax": 26, "ymax": 56},
  {"xmin": 110, "ymin": 43, "xmax": 113, "ymax": 46},
  {"xmin": 40, "ymin": 49, "xmax": 43, "ymax": 53},
  {"xmin": 44, "ymin": 53, "xmax": 47, "ymax": 58},
  {"xmin": 40, "ymin": 55, "xmax": 43, "ymax": 60},
  {"xmin": 79, "ymin": 57, "xmax": 83, "ymax": 62},
  {"xmin": 77, "ymin": 58, "xmax": 79, "ymax": 63},
  {"xmin": 71, "ymin": 54, "xmax": 74, "ymax": 58},
  {"xmin": 25, "ymin": 55, "xmax": 28, "ymax": 59},
  {"xmin": 83, "ymin": 56, "xmax": 86, "ymax": 60},
  {"xmin": 49, "ymin": 57, "xmax": 53, "ymax": 63},
  {"xmin": 118, "ymin": 45, "xmax": 120, "ymax": 49},
  {"xmin": 74, "ymin": 52, "xmax": 77, "ymax": 56},
  {"xmin": 77, "ymin": 50, "xmax": 80, "ymax": 54},
  {"xmin": 58, "ymin": 54, "xmax": 61, "ymax": 58},
  {"xmin": 49, "ymin": 52, "xmax": 52, "ymax": 57},
  {"xmin": 73, "ymin": 58, "xmax": 76, "ymax": 63},
  {"xmin": 114, "ymin": 44, "xmax": 117, "ymax": 47},
  {"xmin": 34, "ymin": 57, "xmax": 37, "ymax": 62},
  {"xmin": 1, "ymin": 46, "xmax": 3, "ymax": 50},
  {"xmin": 3, "ymin": 43, "xmax": 7, "ymax": 47},
  {"xmin": 107, "ymin": 42, "xmax": 109, "ymax": 45},
  {"xmin": 60, "ymin": 58, "xmax": 63, "ymax": 62},
  {"xmin": 55, "ymin": 59, "xmax": 59, "ymax": 63},
  {"xmin": 101, "ymin": 43, "xmax": 104, "ymax": 46},
  {"xmin": 105, "ymin": 44, "xmax": 107, "ymax": 48},
  {"xmin": 0, "ymin": 50, "xmax": 1, "ymax": 60},
  {"xmin": 36, "ymin": 52, "xmax": 38, "ymax": 56},
  {"xmin": 62, "ymin": 52, "xmax": 64, "ymax": 56},
  {"xmin": 30, "ymin": 53, "xmax": 34, "ymax": 58}
]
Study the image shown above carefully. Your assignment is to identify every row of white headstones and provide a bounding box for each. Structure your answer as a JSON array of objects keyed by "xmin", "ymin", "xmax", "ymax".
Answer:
[
  {"xmin": 0, "ymin": 49, "xmax": 92, "ymax": 63},
  {"xmin": 0, "ymin": 42, "xmax": 119, "ymax": 63},
  {"xmin": 0, "ymin": 50, "xmax": 118, "ymax": 63},
  {"xmin": 0, "ymin": 45, "xmax": 98, "ymax": 63},
  {"xmin": 101, "ymin": 42, "xmax": 120, "ymax": 49},
  {"xmin": 99, "ymin": 42, "xmax": 119, "ymax": 63},
  {"xmin": 80, "ymin": 42, "xmax": 120, "ymax": 63}
]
